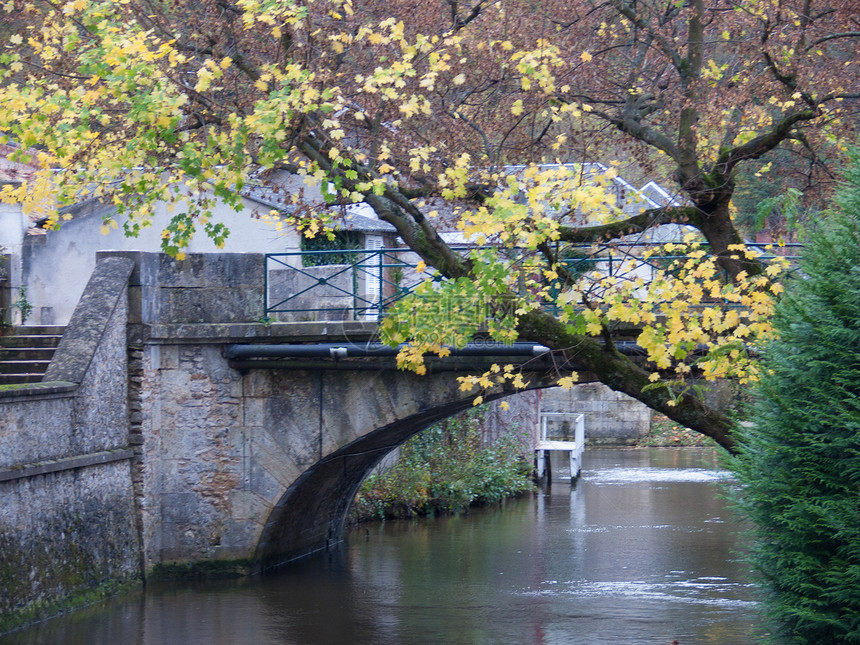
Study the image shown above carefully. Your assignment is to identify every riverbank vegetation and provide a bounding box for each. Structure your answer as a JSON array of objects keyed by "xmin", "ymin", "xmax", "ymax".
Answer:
[
  {"xmin": 732, "ymin": 153, "xmax": 860, "ymax": 644},
  {"xmin": 637, "ymin": 414, "xmax": 718, "ymax": 448},
  {"xmin": 351, "ymin": 410, "xmax": 534, "ymax": 522}
]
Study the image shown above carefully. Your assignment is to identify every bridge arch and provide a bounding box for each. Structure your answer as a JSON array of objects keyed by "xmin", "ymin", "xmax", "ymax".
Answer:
[
  {"xmin": 247, "ymin": 368, "xmax": 552, "ymax": 570},
  {"xmin": 137, "ymin": 335, "xmax": 595, "ymax": 575}
]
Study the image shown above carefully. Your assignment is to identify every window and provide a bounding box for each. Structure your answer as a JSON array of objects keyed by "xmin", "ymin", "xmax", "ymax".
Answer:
[{"xmin": 300, "ymin": 230, "xmax": 361, "ymax": 266}]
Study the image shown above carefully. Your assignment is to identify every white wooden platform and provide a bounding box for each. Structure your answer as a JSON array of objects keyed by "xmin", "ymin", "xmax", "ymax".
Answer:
[{"xmin": 535, "ymin": 413, "xmax": 585, "ymax": 482}]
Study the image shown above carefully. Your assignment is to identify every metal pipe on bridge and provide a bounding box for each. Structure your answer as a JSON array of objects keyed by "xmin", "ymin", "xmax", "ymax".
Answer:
[{"xmin": 224, "ymin": 342, "xmax": 552, "ymax": 361}]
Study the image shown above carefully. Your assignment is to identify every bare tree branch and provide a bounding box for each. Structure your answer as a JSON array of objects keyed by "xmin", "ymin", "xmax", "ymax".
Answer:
[{"xmin": 556, "ymin": 206, "xmax": 696, "ymax": 243}]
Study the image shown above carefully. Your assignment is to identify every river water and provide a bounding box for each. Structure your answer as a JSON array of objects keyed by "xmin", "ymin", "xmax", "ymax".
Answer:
[{"xmin": 3, "ymin": 448, "xmax": 761, "ymax": 645}]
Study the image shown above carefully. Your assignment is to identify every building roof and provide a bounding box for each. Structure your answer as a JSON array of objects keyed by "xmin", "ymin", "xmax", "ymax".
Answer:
[
  {"xmin": 0, "ymin": 143, "xmax": 39, "ymax": 185},
  {"xmin": 240, "ymin": 183, "xmax": 298, "ymax": 212},
  {"xmin": 5, "ymin": 146, "xmax": 677, "ymax": 241},
  {"xmin": 337, "ymin": 204, "xmax": 398, "ymax": 233},
  {"xmin": 241, "ymin": 184, "xmax": 398, "ymax": 234},
  {"xmin": 639, "ymin": 180, "xmax": 683, "ymax": 208}
]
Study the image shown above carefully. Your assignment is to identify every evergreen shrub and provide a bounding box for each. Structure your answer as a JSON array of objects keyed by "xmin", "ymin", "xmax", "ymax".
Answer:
[{"xmin": 732, "ymin": 152, "xmax": 860, "ymax": 643}]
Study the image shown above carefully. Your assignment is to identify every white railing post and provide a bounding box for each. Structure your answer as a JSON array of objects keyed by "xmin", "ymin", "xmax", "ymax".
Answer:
[
  {"xmin": 571, "ymin": 413, "xmax": 585, "ymax": 480},
  {"xmin": 536, "ymin": 414, "xmax": 548, "ymax": 479},
  {"xmin": 575, "ymin": 413, "xmax": 585, "ymax": 449}
]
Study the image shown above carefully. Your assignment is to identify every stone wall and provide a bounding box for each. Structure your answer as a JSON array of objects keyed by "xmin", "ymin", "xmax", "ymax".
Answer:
[
  {"xmin": 482, "ymin": 391, "xmax": 540, "ymax": 446},
  {"xmin": 108, "ymin": 251, "xmax": 264, "ymax": 325},
  {"xmin": 0, "ymin": 257, "xmax": 140, "ymax": 630},
  {"xmin": 485, "ymin": 384, "xmax": 652, "ymax": 449},
  {"xmin": 134, "ymin": 340, "xmax": 247, "ymax": 569}
]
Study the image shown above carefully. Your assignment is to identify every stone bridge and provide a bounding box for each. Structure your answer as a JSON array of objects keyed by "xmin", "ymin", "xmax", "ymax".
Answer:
[
  {"xmin": 3, "ymin": 251, "xmax": 597, "ymax": 624},
  {"xmin": 135, "ymin": 326, "xmax": 553, "ymax": 573},
  {"xmin": 119, "ymin": 252, "xmax": 572, "ymax": 572}
]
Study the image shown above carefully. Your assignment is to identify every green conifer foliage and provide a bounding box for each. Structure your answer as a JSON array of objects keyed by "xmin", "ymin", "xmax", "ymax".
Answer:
[{"xmin": 732, "ymin": 153, "xmax": 860, "ymax": 643}]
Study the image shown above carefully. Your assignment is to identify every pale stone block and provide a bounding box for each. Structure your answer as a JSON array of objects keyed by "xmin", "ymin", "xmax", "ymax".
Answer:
[
  {"xmin": 158, "ymin": 345, "xmax": 180, "ymax": 370},
  {"xmin": 243, "ymin": 398, "xmax": 265, "ymax": 427},
  {"xmin": 230, "ymin": 489, "xmax": 273, "ymax": 523}
]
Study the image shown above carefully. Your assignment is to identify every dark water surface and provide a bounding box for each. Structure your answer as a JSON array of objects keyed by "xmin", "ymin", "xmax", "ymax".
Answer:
[{"xmin": 4, "ymin": 448, "xmax": 761, "ymax": 645}]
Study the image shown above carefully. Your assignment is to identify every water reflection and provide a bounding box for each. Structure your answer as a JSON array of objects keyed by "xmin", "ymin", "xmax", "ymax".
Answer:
[{"xmin": 2, "ymin": 448, "xmax": 760, "ymax": 645}]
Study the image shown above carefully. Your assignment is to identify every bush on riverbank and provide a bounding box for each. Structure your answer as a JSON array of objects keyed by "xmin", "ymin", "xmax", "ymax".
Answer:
[
  {"xmin": 351, "ymin": 409, "xmax": 535, "ymax": 521},
  {"xmin": 638, "ymin": 413, "xmax": 718, "ymax": 447},
  {"xmin": 731, "ymin": 153, "xmax": 860, "ymax": 643}
]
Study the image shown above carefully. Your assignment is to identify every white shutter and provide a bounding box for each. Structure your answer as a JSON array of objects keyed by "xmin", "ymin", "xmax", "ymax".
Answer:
[{"xmin": 363, "ymin": 235, "xmax": 385, "ymax": 319}]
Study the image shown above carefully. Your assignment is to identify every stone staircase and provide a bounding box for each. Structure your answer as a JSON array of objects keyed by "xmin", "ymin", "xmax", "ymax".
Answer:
[{"xmin": 0, "ymin": 326, "xmax": 66, "ymax": 385}]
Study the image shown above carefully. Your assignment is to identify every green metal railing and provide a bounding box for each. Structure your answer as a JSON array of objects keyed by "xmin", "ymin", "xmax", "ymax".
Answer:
[
  {"xmin": 265, "ymin": 247, "xmax": 442, "ymax": 320},
  {"xmin": 264, "ymin": 242, "xmax": 802, "ymax": 321}
]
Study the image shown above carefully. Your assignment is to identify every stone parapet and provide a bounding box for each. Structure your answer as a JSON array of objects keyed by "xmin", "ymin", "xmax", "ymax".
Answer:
[
  {"xmin": 99, "ymin": 251, "xmax": 264, "ymax": 325},
  {"xmin": 43, "ymin": 256, "xmax": 134, "ymax": 385},
  {"xmin": 128, "ymin": 320, "xmax": 381, "ymax": 345}
]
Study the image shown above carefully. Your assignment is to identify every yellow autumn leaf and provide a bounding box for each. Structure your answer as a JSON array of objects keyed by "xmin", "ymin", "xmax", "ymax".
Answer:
[{"xmin": 558, "ymin": 375, "xmax": 579, "ymax": 389}]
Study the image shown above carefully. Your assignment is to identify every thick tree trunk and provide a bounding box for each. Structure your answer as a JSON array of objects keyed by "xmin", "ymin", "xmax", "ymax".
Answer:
[
  {"xmin": 517, "ymin": 310, "xmax": 737, "ymax": 452},
  {"xmin": 686, "ymin": 180, "xmax": 762, "ymax": 279}
]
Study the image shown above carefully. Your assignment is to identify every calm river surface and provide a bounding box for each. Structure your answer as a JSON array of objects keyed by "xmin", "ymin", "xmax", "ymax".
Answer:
[{"xmin": 4, "ymin": 448, "xmax": 761, "ymax": 645}]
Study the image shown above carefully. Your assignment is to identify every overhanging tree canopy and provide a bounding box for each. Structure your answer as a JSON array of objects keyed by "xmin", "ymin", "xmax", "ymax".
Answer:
[{"xmin": 2, "ymin": 0, "xmax": 858, "ymax": 450}]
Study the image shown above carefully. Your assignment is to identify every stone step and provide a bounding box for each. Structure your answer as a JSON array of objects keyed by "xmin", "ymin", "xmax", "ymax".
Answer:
[
  {"xmin": 0, "ymin": 347, "xmax": 56, "ymax": 361},
  {"xmin": 0, "ymin": 359, "xmax": 53, "ymax": 375},
  {"xmin": 0, "ymin": 373, "xmax": 44, "ymax": 385},
  {"xmin": 8, "ymin": 325, "xmax": 66, "ymax": 336},
  {"xmin": 0, "ymin": 326, "xmax": 65, "ymax": 347},
  {"xmin": 0, "ymin": 326, "xmax": 65, "ymax": 384},
  {"xmin": 0, "ymin": 334, "xmax": 63, "ymax": 348}
]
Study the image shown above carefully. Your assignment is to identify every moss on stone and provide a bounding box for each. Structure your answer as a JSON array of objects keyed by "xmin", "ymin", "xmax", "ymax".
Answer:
[
  {"xmin": 147, "ymin": 559, "xmax": 254, "ymax": 581},
  {"xmin": 0, "ymin": 578, "xmax": 141, "ymax": 636}
]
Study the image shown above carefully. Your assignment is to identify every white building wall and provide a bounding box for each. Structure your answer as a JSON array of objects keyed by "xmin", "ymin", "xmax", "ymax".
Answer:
[
  {"xmin": 22, "ymin": 196, "xmax": 300, "ymax": 325},
  {"xmin": 0, "ymin": 202, "xmax": 28, "ymax": 322}
]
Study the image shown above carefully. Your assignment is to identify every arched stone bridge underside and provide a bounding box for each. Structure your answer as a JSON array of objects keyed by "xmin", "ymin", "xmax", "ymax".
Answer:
[{"xmin": 255, "ymin": 369, "xmax": 541, "ymax": 570}]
